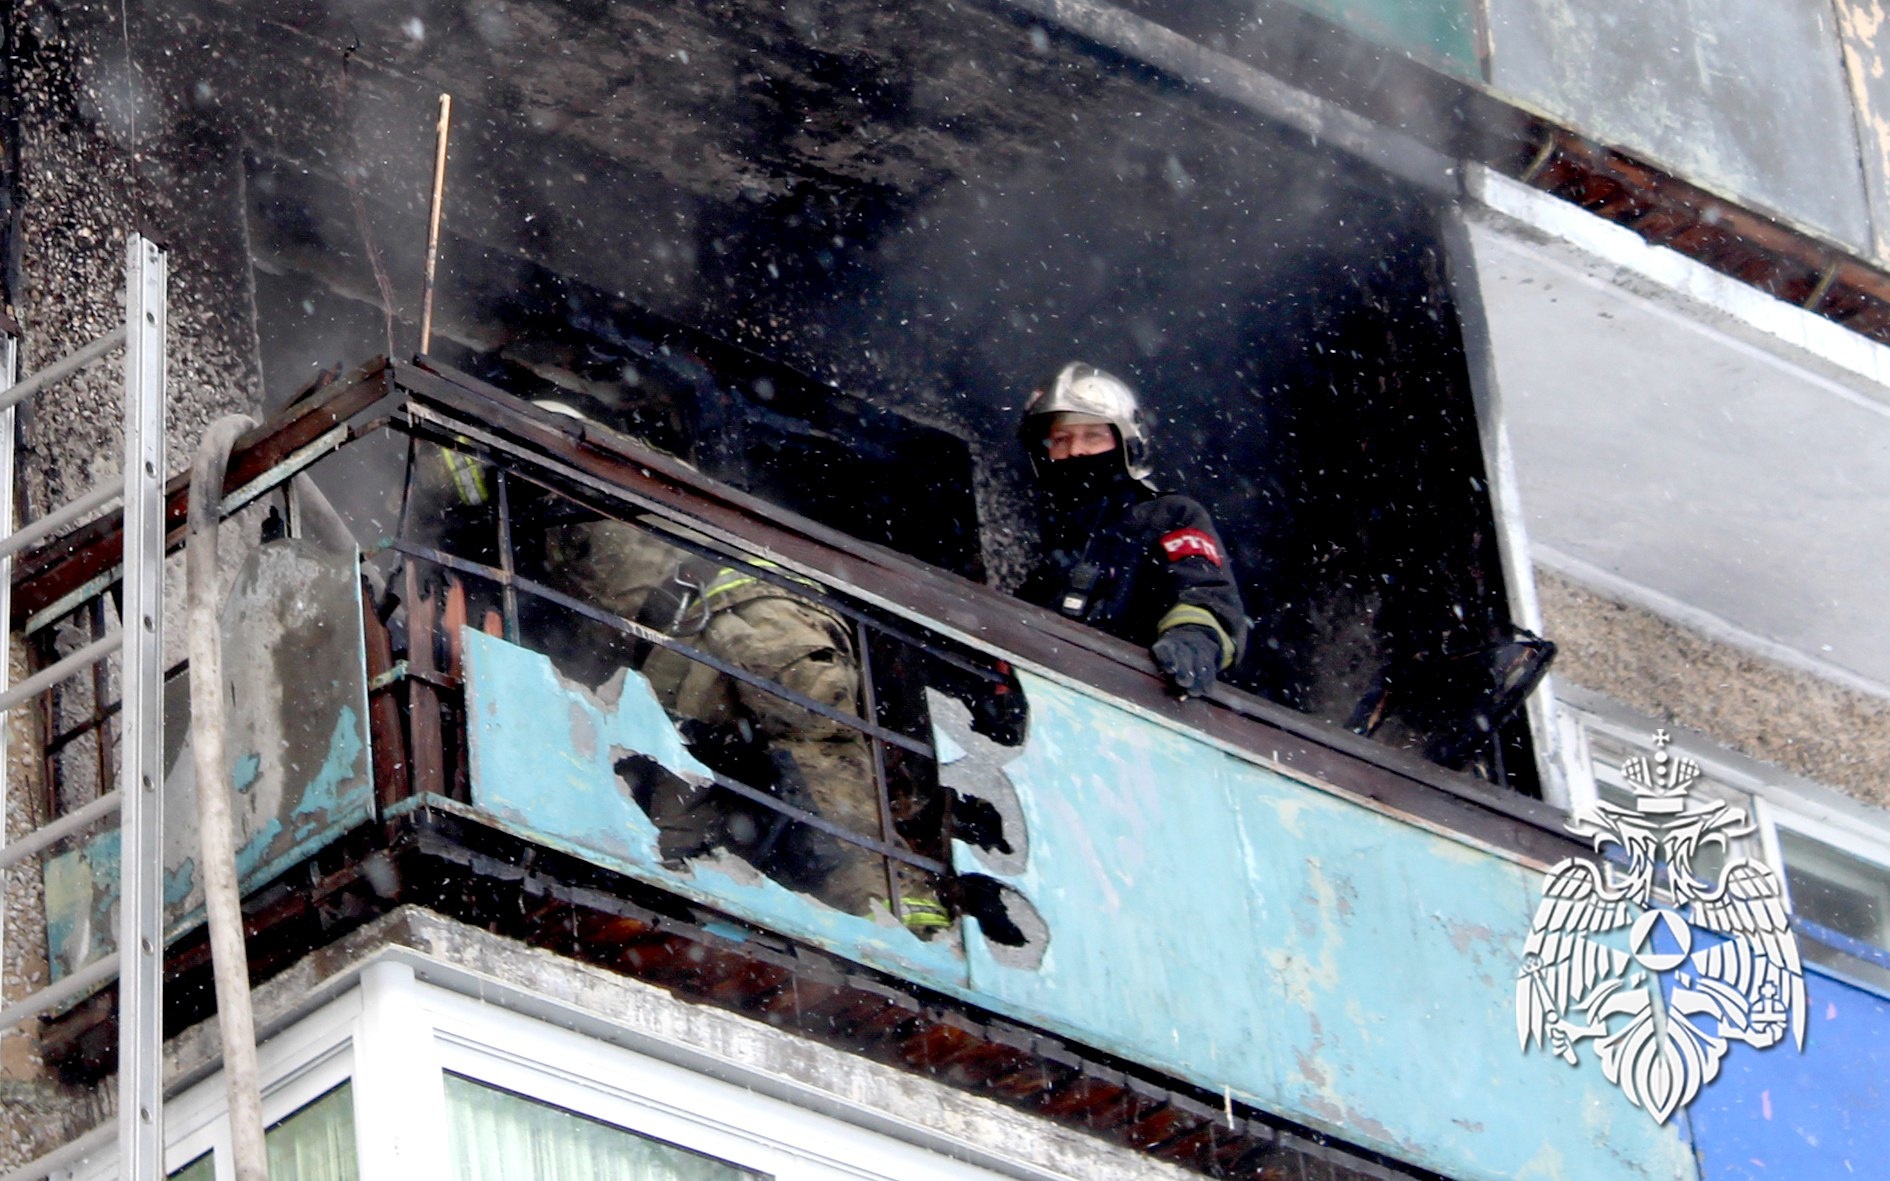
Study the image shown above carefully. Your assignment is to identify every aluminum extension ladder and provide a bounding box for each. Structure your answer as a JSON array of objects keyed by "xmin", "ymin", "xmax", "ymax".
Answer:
[{"xmin": 0, "ymin": 235, "xmax": 170, "ymax": 1180}]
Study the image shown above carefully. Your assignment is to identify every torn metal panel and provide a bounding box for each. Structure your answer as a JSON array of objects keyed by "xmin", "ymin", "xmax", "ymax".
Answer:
[
  {"xmin": 956, "ymin": 670, "xmax": 1698, "ymax": 1181},
  {"xmin": 1688, "ymin": 966, "xmax": 1890, "ymax": 1178},
  {"xmin": 458, "ymin": 627, "xmax": 969, "ymax": 987},
  {"xmin": 42, "ymin": 540, "xmax": 373, "ymax": 981},
  {"xmin": 1487, "ymin": 0, "xmax": 1872, "ymax": 252},
  {"xmin": 1834, "ymin": 0, "xmax": 1890, "ymax": 263},
  {"xmin": 462, "ymin": 624, "xmax": 1697, "ymax": 1181}
]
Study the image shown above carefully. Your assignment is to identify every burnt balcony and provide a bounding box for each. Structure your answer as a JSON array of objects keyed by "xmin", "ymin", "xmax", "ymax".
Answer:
[{"xmin": 8, "ymin": 357, "xmax": 1874, "ymax": 1181}]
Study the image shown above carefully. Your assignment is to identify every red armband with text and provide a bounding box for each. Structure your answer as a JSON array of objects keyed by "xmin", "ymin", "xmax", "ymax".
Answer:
[{"xmin": 1158, "ymin": 528, "xmax": 1223, "ymax": 566}]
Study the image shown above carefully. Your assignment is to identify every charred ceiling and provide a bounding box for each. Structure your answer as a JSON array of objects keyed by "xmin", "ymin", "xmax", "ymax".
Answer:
[{"xmin": 7, "ymin": 0, "xmax": 1532, "ymax": 777}]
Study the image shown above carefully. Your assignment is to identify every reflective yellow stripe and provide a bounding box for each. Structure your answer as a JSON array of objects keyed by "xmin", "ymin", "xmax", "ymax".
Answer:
[
  {"xmin": 702, "ymin": 558, "xmax": 822, "ymax": 605},
  {"xmin": 702, "ymin": 572, "xmax": 761, "ymax": 602},
  {"xmin": 900, "ymin": 897, "xmax": 952, "ymax": 930},
  {"xmin": 438, "ymin": 445, "xmax": 489, "ymax": 505},
  {"xmin": 1155, "ymin": 604, "xmax": 1236, "ymax": 669}
]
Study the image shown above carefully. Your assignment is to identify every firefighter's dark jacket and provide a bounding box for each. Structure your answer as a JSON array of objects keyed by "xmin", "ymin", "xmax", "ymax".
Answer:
[{"xmin": 1020, "ymin": 480, "xmax": 1249, "ymax": 669}]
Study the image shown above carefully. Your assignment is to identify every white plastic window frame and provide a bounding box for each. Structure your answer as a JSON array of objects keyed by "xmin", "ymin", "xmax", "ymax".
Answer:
[
  {"xmin": 57, "ymin": 987, "xmax": 360, "ymax": 1181},
  {"xmin": 47, "ymin": 959, "xmax": 1087, "ymax": 1181},
  {"xmin": 415, "ymin": 976, "xmax": 1062, "ymax": 1181},
  {"xmin": 1761, "ymin": 802, "xmax": 1890, "ymax": 942},
  {"xmin": 1561, "ymin": 702, "xmax": 1890, "ymax": 964}
]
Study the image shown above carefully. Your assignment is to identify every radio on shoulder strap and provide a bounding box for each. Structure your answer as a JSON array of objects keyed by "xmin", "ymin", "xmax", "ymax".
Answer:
[{"xmin": 1059, "ymin": 561, "xmax": 1101, "ymax": 620}]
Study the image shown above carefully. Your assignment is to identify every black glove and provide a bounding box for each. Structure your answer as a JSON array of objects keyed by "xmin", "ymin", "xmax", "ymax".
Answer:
[{"xmin": 1151, "ymin": 624, "xmax": 1223, "ymax": 697}]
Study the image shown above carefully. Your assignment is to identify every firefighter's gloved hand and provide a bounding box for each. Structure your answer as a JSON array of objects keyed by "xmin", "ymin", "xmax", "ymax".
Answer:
[{"xmin": 1151, "ymin": 624, "xmax": 1222, "ymax": 697}]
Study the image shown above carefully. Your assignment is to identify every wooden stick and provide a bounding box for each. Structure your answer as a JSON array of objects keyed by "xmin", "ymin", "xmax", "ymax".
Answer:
[{"xmin": 420, "ymin": 92, "xmax": 452, "ymax": 354}]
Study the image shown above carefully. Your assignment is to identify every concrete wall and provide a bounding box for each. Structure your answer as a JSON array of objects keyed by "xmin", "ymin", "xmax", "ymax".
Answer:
[
  {"xmin": 1537, "ymin": 568, "xmax": 1890, "ymax": 813},
  {"xmin": 0, "ymin": 4, "xmax": 266, "ymax": 1164},
  {"xmin": 1, "ymin": 641, "xmax": 108, "ymax": 1170}
]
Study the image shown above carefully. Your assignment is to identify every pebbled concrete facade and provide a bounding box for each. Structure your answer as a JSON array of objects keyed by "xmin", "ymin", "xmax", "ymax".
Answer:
[
  {"xmin": 1, "ymin": 640, "xmax": 109, "ymax": 1172},
  {"xmin": 1537, "ymin": 566, "xmax": 1890, "ymax": 812}
]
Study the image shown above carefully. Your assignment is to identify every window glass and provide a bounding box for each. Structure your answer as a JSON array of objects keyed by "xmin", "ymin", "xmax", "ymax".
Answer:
[
  {"xmin": 1779, "ymin": 828, "xmax": 1890, "ymax": 991},
  {"xmin": 169, "ymin": 1152, "xmax": 214, "ymax": 1181},
  {"xmin": 444, "ymin": 1073, "xmax": 765, "ymax": 1181},
  {"xmin": 166, "ymin": 1082, "xmax": 357, "ymax": 1181},
  {"xmin": 266, "ymin": 1081, "xmax": 359, "ymax": 1181}
]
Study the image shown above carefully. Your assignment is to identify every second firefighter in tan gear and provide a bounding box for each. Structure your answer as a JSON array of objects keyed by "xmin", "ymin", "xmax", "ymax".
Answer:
[{"xmin": 540, "ymin": 516, "xmax": 943, "ymax": 926}]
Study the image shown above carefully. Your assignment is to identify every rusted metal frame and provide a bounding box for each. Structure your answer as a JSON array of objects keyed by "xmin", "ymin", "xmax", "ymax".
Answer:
[
  {"xmin": 16, "ymin": 418, "xmax": 356, "ymax": 638},
  {"xmin": 403, "ymin": 556, "xmax": 448, "ymax": 802},
  {"xmin": 87, "ymin": 596, "xmax": 113, "ymax": 807},
  {"xmin": 402, "ymin": 666, "xmax": 458, "ymax": 692},
  {"xmin": 1513, "ymin": 129, "xmax": 1890, "ymax": 333},
  {"xmin": 395, "ymin": 359, "xmax": 1592, "ymax": 865},
  {"xmin": 8, "ymin": 357, "xmax": 393, "ymax": 628},
  {"xmin": 33, "ymin": 631, "xmax": 59, "ymax": 828},
  {"xmin": 387, "ymin": 567, "xmax": 945, "ymax": 872},
  {"xmin": 383, "ymin": 624, "xmax": 948, "ymax": 880},
  {"xmin": 38, "ymin": 657, "xmax": 188, "ymax": 770},
  {"xmin": 441, "ymin": 575, "xmax": 474, "ymax": 801},
  {"xmin": 381, "ymin": 537, "xmax": 934, "ymax": 761},
  {"xmin": 624, "ymin": 507, "xmax": 1004, "ymax": 687},
  {"xmin": 493, "ymin": 471, "xmax": 521, "ymax": 644},
  {"xmin": 404, "ymin": 361, "xmax": 1566, "ymax": 870},
  {"xmin": 396, "ymin": 363, "xmax": 1007, "ymax": 684},
  {"xmin": 362, "ymin": 571, "xmax": 411, "ymax": 812},
  {"xmin": 400, "ymin": 395, "xmax": 1004, "ymax": 688},
  {"xmin": 855, "ymin": 619, "xmax": 905, "ymax": 922},
  {"xmin": 41, "ymin": 675, "xmax": 115, "ymax": 758}
]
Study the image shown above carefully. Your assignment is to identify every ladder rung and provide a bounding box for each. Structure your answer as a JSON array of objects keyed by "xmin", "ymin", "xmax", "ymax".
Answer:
[
  {"xmin": 0, "ymin": 633, "xmax": 122, "ymax": 715},
  {"xmin": 0, "ymin": 789, "xmax": 121, "ymax": 872},
  {"xmin": 0, "ymin": 325, "xmax": 127, "ymax": 415},
  {"xmin": 0, "ymin": 480, "xmax": 120, "ymax": 562},
  {"xmin": 0, "ymin": 955, "xmax": 114, "ymax": 1031}
]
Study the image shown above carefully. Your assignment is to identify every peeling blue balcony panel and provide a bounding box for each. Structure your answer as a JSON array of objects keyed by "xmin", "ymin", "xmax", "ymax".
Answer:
[
  {"xmin": 43, "ymin": 540, "xmax": 374, "ymax": 981},
  {"xmin": 958, "ymin": 672, "xmax": 1697, "ymax": 1181},
  {"xmin": 1487, "ymin": 0, "xmax": 1871, "ymax": 252},
  {"xmin": 1114, "ymin": 0, "xmax": 1481, "ymax": 77},
  {"xmin": 463, "ymin": 630, "xmax": 1697, "ymax": 1181},
  {"xmin": 1689, "ymin": 966, "xmax": 1890, "ymax": 1180},
  {"xmin": 458, "ymin": 629, "xmax": 968, "ymax": 986},
  {"xmin": 1280, "ymin": 0, "xmax": 1480, "ymax": 75}
]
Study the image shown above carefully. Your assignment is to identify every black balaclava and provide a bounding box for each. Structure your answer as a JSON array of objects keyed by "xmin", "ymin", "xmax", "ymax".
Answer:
[{"xmin": 1035, "ymin": 447, "xmax": 1139, "ymax": 562}]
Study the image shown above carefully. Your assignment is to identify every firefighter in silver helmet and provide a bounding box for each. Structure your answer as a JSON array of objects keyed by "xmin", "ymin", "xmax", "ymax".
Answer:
[{"xmin": 1017, "ymin": 362, "xmax": 1248, "ymax": 695}]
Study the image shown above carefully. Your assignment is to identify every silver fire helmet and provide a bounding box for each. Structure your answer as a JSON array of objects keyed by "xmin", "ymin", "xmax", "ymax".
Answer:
[{"xmin": 1020, "ymin": 362, "xmax": 1153, "ymax": 480}]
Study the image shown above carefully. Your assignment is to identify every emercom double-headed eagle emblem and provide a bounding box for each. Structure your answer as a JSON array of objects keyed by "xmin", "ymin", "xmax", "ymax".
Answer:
[{"xmin": 1517, "ymin": 730, "xmax": 1805, "ymax": 1123}]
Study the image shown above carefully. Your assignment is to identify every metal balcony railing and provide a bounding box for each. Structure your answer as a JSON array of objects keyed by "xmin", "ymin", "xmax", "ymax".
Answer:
[{"xmin": 0, "ymin": 350, "xmax": 1594, "ymax": 1181}]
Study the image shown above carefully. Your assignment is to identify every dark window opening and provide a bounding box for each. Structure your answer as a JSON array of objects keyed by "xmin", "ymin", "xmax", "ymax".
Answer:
[{"xmin": 243, "ymin": 73, "xmax": 1542, "ymax": 796}]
